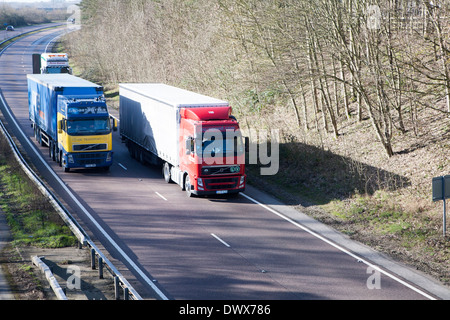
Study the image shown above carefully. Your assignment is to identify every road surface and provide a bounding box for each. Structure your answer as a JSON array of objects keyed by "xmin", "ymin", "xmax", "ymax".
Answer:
[{"xmin": 0, "ymin": 23, "xmax": 448, "ymax": 300}]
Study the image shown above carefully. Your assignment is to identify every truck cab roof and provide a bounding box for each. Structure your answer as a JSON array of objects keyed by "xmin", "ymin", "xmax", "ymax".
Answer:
[
  {"xmin": 41, "ymin": 53, "xmax": 69, "ymax": 62},
  {"xmin": 181, "ymin": 106, "xmax": 233, "ymax": 121}
]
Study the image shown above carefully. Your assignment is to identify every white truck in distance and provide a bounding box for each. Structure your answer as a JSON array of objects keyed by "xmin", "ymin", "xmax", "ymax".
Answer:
[{"xmin": 32, "ymin": 53, "xmax": 72, "ymax": 75}]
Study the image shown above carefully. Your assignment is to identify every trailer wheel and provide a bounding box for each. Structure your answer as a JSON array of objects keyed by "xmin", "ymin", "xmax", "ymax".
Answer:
[
  {"xmin": 49, "ymin": 141, "xmax": 56, "ymax": 161},
  {"xmin": 35, "ymin": 128, "xmax": 41, "ymax": 145},
  {"xmin": 184, "ymin": 174, "xmax": 192, "ymax": 198},
  {"xmin": 163, "ymin": 162, "xmax": 171, "ymax": 183}
]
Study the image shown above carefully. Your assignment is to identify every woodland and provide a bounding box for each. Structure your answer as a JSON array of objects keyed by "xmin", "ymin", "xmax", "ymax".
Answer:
[{"xmin": 68, "ymin": 0, "xmax": 448, "ymax": 153}]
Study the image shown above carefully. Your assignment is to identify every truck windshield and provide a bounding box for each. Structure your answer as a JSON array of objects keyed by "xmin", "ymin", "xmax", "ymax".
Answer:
[
  {"xmin": 45, "ymin": 67, "xmax": 70, "ymax": 74},
  {"xmin": 200, "ymin": 132, "xmax": 244, "ymax": 157},
  {"xmin": 67, "ymin": 118, "xmax": 111, "ymax": 136}
]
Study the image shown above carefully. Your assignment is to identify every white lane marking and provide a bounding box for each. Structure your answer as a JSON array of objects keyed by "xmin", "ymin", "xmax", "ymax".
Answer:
[
  {"xmin": 155, "ymin": 192, "xmax": 167, "ymax": 201},
  {"xmin": 45, "ymin": 33, "xmax": 65, "ymax": 52},
  {"xmin": 118, "ymin": 163, "xmax": 127, "ymax": 171},
  {"xmin": 240, "ymin": 193, "xmax": 436, "ymax": 300},
  {"xmin": 211, "ymin": 233, "xmax": 231, "ymax": 248},
  {"xmin": 0, "ymin": 39, "xmax": 168, "ymax": 299}
]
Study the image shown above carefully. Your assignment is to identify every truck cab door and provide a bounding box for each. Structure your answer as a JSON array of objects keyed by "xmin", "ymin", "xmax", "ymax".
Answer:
[{"xmin": 57, "ymin": 115, "xmax": 67, "ymax": 149}]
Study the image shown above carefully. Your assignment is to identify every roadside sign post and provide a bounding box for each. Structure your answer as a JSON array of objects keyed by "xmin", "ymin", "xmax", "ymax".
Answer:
[{"xmin": 432, "ymin": 175, "xmax": 450, "ymax": 237}]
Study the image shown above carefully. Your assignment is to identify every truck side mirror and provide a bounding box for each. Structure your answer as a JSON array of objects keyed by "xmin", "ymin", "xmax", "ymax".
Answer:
[{"xmin": 111, "ymin": 117, "xmax": 118, "ymax": 132}]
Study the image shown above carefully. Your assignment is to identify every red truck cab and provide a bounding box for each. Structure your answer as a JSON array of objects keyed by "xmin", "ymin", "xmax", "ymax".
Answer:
[{"xmin": 179, "ymin": 106, "xmax": 246, "ymax": 196}]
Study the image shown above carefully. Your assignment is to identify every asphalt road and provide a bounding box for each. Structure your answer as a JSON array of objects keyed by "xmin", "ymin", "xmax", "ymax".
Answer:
[{"xmin": 0, "ymin": 24, "xmax": 448, "ymax": 300}]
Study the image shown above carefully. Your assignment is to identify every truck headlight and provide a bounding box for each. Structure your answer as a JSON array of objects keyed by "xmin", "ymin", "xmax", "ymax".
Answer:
[
  {"xmin": 231, "ymin": 165, "xmax": 241, "ymax": 173},
  {"xmin": 106, "ymin": 152, "xmax": 112, "ymax": 162},
  {"xmin": 68, "ymin": 154, "xmax": 74, "ymax": 164}
]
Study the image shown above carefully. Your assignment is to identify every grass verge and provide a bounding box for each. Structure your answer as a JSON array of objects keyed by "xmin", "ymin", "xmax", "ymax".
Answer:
[{"xmin": 0, "ymin": 135, "xmax": 77, "ymax": 249}]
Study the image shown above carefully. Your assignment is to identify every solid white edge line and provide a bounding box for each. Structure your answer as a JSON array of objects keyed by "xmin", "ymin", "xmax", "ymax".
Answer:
[
  {"xmin": 211, "ymin": 233, "xmax": 231, "ymax": 248},
  {"xmin": 118, "ymin": 163, "xmax": 128, "ymax": 171},
  {"xmin": 0, "ymin": 63, "xmax": 168, "ymax": 300},
  {"xmin": 240, "ymin": 193, "xmax": 437, "ymax": 300}
]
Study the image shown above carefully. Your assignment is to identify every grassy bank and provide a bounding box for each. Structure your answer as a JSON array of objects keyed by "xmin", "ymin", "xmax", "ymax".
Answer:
[{"xmin": 0, "ymin": 133, "xmax": 77, "ymax": 249}]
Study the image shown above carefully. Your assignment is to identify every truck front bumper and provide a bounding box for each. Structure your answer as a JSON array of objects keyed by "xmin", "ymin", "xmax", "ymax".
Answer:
[
  {"xmin": 63, "ymin": 151, "xmax": 113, "ymax": 169},
  {"xmin": 192, "ymin": 186, "xmax": 246, "ymax": 196},
  {"xmin": 193, "ymin": 175, "xmax": 246, "ymax": 196}
]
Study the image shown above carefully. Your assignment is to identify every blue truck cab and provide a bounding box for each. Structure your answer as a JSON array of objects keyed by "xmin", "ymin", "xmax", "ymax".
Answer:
[{"xmin": 27, "ymin": 74, "xmax": 116, "ymax": 171}]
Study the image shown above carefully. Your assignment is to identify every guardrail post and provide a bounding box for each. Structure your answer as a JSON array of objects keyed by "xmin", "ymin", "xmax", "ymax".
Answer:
[
  {"xmin": 91, "ymin": 248, "xmax": 96, "ymax": 270},
  {"xmin": 124, "ymin": 287, "xmax": 129, "ymax": 300},
  {"xmin": 114, "ymin": 276, "xmax": 120, "ymax": 300},
  {"xmin": 98, "ymin": 256, "xmax": 103, "ymax": 279}
]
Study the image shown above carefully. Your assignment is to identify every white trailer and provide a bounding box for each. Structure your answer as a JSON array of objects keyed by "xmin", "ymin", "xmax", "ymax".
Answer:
[
  {"xmin": 119, "ymin": 83, "xmax": 229, "ymax": 166},
  {"xmin": 119, "ymin": 83, "xmax": 246, "ymax": 196}
]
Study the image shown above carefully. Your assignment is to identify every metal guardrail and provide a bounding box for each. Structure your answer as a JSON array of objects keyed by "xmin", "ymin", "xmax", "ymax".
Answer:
[{"xmin": 0, "ymin": 27, "xmax": 143, "ymax": 300}]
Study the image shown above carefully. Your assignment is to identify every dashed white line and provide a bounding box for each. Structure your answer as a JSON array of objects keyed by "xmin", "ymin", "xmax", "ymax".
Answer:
[
  {"xmin": 211, "ymin": 233, "xmax": 231, "ymax": 248},
  {"xmin": 118, "ymin": 163, "xmax": 127, "ymax": 171},
  {"xmin": 155, "ymin": 192, "xmax": 167, "ymax": 201}
]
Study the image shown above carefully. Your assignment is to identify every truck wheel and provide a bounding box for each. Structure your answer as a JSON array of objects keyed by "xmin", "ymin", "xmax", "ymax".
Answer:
[
  {"xmin": 184, "ymin": 174, "xmax": 192, "ymax": 198},
  {"xmin": 163, "ymin": 162, "xmax": 171, "ymax": 183}
]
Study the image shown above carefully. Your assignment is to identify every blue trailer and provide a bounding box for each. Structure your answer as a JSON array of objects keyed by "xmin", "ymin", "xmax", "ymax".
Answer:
[{"xmin": 27, "ymin": 74, "xmax": 116, "ymax": 171}]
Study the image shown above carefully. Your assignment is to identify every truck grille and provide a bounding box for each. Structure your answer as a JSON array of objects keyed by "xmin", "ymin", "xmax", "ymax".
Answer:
[
  {"xmin": 204, "ymin": 177, "xmax": 239, "ymax": 190},
  {"xmin": 201, "ymin": 166, "xmax": 240, "ymax": 175},
  {"xmin": 73, "ymin": 144, "xmax": 108, "ymax": 151},
  {"xmin": 73, "ymin": 153, "xmax": 107, "ymax": 165}
]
